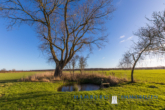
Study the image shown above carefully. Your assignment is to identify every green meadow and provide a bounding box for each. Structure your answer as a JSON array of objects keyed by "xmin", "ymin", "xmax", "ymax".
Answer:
[
  {"xmin": 91, "ymin": 69, "xmax": 165, "ymax": 83},
  {"xmin": 0, "ymin": 72, "xmax": 45, "ymax": 81},
  {"xmin": 0, "ymin": 70, "xmax": 165, "ymax": 110}
]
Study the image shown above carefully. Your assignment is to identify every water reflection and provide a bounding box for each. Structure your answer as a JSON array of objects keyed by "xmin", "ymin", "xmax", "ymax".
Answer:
[{"xmin": 60, "ymin": 84, "xmax": 100, "ymax": 92}]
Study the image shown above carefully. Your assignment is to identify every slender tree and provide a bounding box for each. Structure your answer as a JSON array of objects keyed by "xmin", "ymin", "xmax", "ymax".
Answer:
[
  {"xmin": 71, "ymin": 55, "xmax": 79, "ymax": 76},
  {"xmin": 79, "ymin": 56, "xmax": 88, "ymax": 74},
  {"xmin": 0, "ymin": 0, "xmax": 115, "ymax": 77},
  {"xmin": 119, "ymin": 8, "xmax": 165, "ymax": 83},
  {"xmin": 118, "ymin": 26, "xmax": 156, "ymax": 83}
]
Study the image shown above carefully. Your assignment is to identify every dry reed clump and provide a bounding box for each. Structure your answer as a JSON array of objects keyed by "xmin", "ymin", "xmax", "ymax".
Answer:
[
  {"xmin": 60, "ymin": 73, "xmax": 127, "ymax": 85},
  {"xmin": 51, "ymin": 77, "xmax": 61, "ymax": 81},
  {"xmin": 40, "ymin": 78, "xmax": 50, "ymax": 82},
  {"xmin": 0, "ymin": 85, "xmax": 4, "ymax": 87},
  {"xmin": 18, "ymin": 72, "xmax": 54, "ymax": 82},
  {"xmin": 18, "ymin": 72, "xmax": 128, "ymax": 85}
]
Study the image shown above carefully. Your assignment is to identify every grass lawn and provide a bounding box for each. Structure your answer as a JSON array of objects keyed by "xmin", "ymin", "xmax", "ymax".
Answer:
[
  {"xmin": 0, "ymin": 70, "xmax": 165, "ymax": 110},
  {"xmin": 0, "ymin": 72, "xmax": 46, "ymax": 82},
  {"xmin": 92, "ymin": 69, "xmax": 165, "ymax": 83}
]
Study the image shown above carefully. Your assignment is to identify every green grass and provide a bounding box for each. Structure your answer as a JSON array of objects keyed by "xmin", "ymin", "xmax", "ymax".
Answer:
[
  {"xmin": 0, "ymin": 70, "xmax": 165, "ymax": 110},
  {"xmin": 0, "ymin": 72, "xmax": 45, "ymax": 81},
  {"xmin": 85, "ymin": 69, "xmax": 165, "ymax": 83}
]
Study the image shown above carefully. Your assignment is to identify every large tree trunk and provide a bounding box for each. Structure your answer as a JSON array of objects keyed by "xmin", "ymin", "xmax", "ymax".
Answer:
[{"xmin": 54, "ymin": 63, "xmax": 63, "ymax": 77}]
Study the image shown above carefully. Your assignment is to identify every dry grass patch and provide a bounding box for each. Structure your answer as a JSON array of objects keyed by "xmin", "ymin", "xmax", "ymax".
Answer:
[{"xmin": 18, "ymin": 72, "xmax": 128, "ymax": 86}]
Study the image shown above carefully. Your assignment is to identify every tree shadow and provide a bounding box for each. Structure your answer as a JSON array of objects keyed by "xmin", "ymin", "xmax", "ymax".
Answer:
[
  {"xmin": 0, "ymin": 79, "xmax": 18, "ymax": 83},
  {"xmin": 0, "ymin": 91, "xmax": 71, "ymax": 102},
  {"xmin": 148, "ymin": 85, "xmax": 158, "ymax": 88},
  {"xmin": 0, "ymin": 91, "xmax": 75, "ymax": 109},
  {"xmin": 110, "ymin": 81, "xmax": 147, "ymax": 88},
  {"xmin": 153, "ymin": 82, "xmax": 165, "ymax": 85},
  {"xmin": 113, "ymin": 81, "xmax": 136, "ymax": 87}
]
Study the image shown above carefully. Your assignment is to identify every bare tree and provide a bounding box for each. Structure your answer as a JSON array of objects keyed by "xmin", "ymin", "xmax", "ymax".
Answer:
[
  {"xmin": 118, "ymin": 51, "xmax": 133, "ymax": 69},
  {"xmin": 145, "ymin": 10, "xmax": 165, "ymax": 53},
  {"xmin": 0, "ymin": 0, "xmax": 115, "ymax": 77},
  {"xmin": 118, "ymin": 26, "xmax": 156, "ymax": 83},
  {"xmin": 120, "ymin": 9, "xmax": 165, "ymax": 83},
  {"xmin": 71, "ymin": 55, "xmax": 79, "ymax": 76},
  {"xmin": 79, "ymin": 56, "xmax": 88, "ymax": 74}
]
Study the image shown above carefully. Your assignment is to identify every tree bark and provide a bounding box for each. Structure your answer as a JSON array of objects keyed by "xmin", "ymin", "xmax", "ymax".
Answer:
[
  {"xmin": 131, "ymin": 43, "xmax": 151, "ymax": 83},
  {"xmin": 131, "ymin": 64, "xmax": 135, "ymax": 83},
  {"xmin": 54, "ymin": 63, "xmax": 63, "ymax": 77}
]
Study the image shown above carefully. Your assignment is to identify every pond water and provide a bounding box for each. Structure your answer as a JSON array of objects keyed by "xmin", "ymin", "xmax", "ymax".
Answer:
[{"xmin": 59, "ymin": 84, "xmax": 101, "ymax": 92}]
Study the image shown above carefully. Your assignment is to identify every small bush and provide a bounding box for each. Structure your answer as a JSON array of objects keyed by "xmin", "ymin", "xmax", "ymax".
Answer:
[
  {"xmin": 73, "ymin": 84, "xmax": 79, "ymax": 91},
  {"xmin": 40, "ymin": 78, "xmax": 50, "ymax": 82}
]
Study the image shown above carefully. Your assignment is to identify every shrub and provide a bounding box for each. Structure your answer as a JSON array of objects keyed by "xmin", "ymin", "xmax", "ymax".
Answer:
[
  {"xmin": 73, "ymin": 84, "xmax": 79, "ymax": 91},
  {"xmin": 40, "ymin": 78, "xmax": 50, "ymax": 82}
]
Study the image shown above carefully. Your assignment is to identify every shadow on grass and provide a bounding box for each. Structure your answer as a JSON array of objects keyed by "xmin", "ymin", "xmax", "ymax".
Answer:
[
  {"xmin": 0, "ymin": 91, "xmax": 70, "ymax": 102},
  {"xmin": 148, "ymin": 85, "xmax": 158, "ymax": 88},
  {"xmin": 154, "ymin": 82, "xmax": 165, "ymax": 85},
  {"xmin": 112, "ymin": 81, "xmax": 136, "ymax": 87},
  {"xmin": 0, "ymin": 91, "xmax": 75, "ymax": 110},
  {"xmin": 0, "ymin": 79, "xmax": 18, "ymax": 83},
  {"xmin": 0, "ymin": 79, "xmax": 63, "ymax": 84}
]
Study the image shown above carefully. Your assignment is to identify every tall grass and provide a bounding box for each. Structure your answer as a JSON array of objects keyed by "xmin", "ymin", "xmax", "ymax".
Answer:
[{"xmin": 18, "ymin": 72, "xmax": 128, "ymax": 86}]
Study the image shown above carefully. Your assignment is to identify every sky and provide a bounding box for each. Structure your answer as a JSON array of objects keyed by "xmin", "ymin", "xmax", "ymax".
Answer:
[{"xmin": 0, "ymin": 0, "xmax": 165, "ymax": 70}]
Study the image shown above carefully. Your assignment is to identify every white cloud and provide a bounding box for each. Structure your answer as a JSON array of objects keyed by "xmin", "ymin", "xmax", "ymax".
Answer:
[
  {"xmin": 120, "ymin": 40, "xmax": 125, "ymax": 43},
  {"xmin": 127, "ymin": 36, "xmax": 133, "ymax": 40},
  {"xmin": 102, "ymin": 57, "xmax": 105, "ymax": 59},
  {"xmin": 120, "ymin": 35, "xmax": 125, "ymax": 39}
]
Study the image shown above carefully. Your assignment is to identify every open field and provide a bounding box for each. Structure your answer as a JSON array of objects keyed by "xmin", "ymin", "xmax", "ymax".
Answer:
[
  {"xmin": 66, "ymin": 69, "xmax": 165, "ymax": 83},
  {"xmin": 0, "ymin": 70, "xmax": 165, "ymax": 110},
  {"xmin": 0, "ymin": 72, "xmax": 47, "ymax": 82},
  {"xmin": 87, "ymin": 70, "xmax": 165, "ymax": 83}
]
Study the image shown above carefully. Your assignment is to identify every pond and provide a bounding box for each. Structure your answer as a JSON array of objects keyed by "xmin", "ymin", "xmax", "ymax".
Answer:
[{"xmin": 58, "ymin": 84, "xmax": 101, "ymax": 92}]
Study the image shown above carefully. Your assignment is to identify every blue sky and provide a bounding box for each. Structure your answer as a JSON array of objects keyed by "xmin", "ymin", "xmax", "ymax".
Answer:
[{"xmin": 0, "ymin": 0, "xmax": 165, "ymax": 70}]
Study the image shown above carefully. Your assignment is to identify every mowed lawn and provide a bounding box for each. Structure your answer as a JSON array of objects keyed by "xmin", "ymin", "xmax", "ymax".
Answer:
[
  {"xmin": 0, "ymin": 70, "xmax": 165, "ymax": 110},
  {"xmin": 0, "ymin": 72, "xmax": 46, "ymax": 81},
  {"xmin": 88, "ymin": 69, "xmax": 165, "ymax": 83}
]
